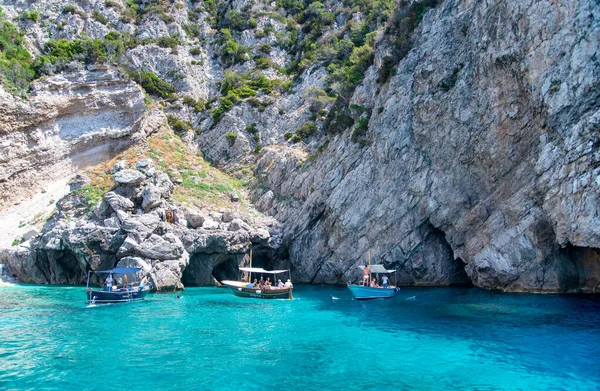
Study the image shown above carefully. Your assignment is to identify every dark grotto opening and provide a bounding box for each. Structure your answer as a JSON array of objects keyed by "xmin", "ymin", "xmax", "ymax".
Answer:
[
  {"xmin": 429, "ymin": 226, "xmax": 473, "ymax": 287},
  {"xmin": 394, "ymin": 222, "xmax": 473, "ymax": 287},
  {"xmin": 182, "ymin": 247, "xmax": 286, "ymax": 286},
  {"xmin": 45, "ymin": 249, "xmax": 82, "ymax": 284},
  {"xmin": 559, "ymin": 244, "xmax": 600, "ymax": 293},
  {"xmin": 211, "ymin": 256, "xmax": 242, "ymax": 282},
  {"xmin": 450, "ymin": 256, "xmax": 473, "ymax": 287},
  {"xmin": 182, "ymin": 253, "xmax": 244, "ymax": 286}
]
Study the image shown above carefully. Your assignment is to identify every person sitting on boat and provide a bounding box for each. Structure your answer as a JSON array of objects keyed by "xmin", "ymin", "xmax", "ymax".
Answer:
[
  {"xmin": 252, "ymin": 279, "xmax": 259, "ymax": 288},
  {"xmin": 265, "ymin": 277, "xmax": 272, "ymax": 289},
  {"xmin": 104, "ymin": 274, "xmax": 114, "ymax": 291},
  {"xmin": 363, "ymin": 265, "xmax": 370, "ymax": 286},
  {"xmin": 370, "ymin": 279, "xmax": 379, "ymax": 288},
  {"xmin": 277, "ymin": 279, "xmax": 284, "ymax": 288},
  {"xmin": 259, "ymin": 276, "xmax": 265, "ymax": 288},
  {"xmin": 381, "ymin": 275, "xmax": 389, "ymax": 289},
  {"xmin": 284, "ymin": 279, "xmax": 293, "ymax": 288}
]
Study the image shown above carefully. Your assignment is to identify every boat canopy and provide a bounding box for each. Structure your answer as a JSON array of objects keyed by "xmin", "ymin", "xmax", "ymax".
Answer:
[
  {"xmin": 239, "ymin": 267, "xmax": 289, "ymax": 274},
  {"xmin": 94, "ymin": 267, "xmax": 142, "ymax": 274},
  {"xmin": 359, "ymin": 265, "xmax": 396, "ymax": 273}
]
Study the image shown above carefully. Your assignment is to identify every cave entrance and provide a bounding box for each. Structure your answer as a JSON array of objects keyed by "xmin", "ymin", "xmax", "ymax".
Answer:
[
  {"xmin": 46, "ymin": 249, "xmax": 82, "ymax": 284},
  {"xmin": 428, "ymin": 225, "xmax": 473, "ymax": 287},
  {"xmin": 559, "ymin": 245, "xmax": 600, "ymax": 293},
  {"xmin": 211, "ymin": 256, "xmax": 242, "ymax": 282},
  {"xmin": 183, "ymin": 253, "xmax": 244, "ymax": 286},
  {"xmin": 450, "ymin": 256, "xmax": 473, "ymax": 287},
  {"xmin": 183, "ymin": 247, "xmax": 285, "ymax": 286}
]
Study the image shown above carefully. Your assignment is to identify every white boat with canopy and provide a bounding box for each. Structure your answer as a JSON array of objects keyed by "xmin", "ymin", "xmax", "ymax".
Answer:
[{"xmin": 221, "ymin": 251, "xmax": 294, "ymax": 299}]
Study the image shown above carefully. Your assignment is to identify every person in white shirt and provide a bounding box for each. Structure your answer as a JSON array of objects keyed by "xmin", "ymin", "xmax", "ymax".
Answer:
[
  {"xmin": 277, "ymin": 279, "xmax": 284, "ymax": 288},
  {"xmin": 284, "ymin": 279, "xmax": 293, "ymax": 288},
  {"xmin": 382, "ymin": 275, "xmax": 389, "ymax": 289},
  {"xmin": 104, "ymin": 274, "xmax": 113, "ymax": 291}
]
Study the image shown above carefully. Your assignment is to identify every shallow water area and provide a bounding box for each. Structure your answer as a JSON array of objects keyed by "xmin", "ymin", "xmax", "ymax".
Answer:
[{"xmin": 1, "ymin": 284, "xmax": 599, "ymax": 390}]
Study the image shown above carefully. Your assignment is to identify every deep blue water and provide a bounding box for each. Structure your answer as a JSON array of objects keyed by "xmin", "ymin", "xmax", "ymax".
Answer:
[{"xmin": 0, "ymin": 285, "xmax": 599, "ymax": 390}]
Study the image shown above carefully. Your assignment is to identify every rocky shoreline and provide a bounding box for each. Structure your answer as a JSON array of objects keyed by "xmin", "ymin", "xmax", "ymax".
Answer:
[{"xmin": 1, "ymin": 157, "xmax": 283, "ymax": 291}]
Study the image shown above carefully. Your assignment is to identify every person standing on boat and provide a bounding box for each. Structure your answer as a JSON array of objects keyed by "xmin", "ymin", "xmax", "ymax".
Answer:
[
  {"xmin": 382, "ymin": 275, "xmax": 389, "ymax": 289},
  {"xmin": 104, "ymin": 274, "xmax": 113, "ymax": 291},
  {"xmin": 363, "ymin": 265, "xmax": 370, "ymax": 286}
]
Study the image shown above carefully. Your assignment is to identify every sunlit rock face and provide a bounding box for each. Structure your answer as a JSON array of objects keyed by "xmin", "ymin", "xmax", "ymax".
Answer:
[
  {"xmin": 0, "ymin": 66, "xmax": 146, "ymax": 209},
  {"xmin": 0, "ymin": 0, "xmax": 598, "ymax": 292},
  {"xmin": 251, "ymin": 0, "xmax": 600, "ymax": 292}
]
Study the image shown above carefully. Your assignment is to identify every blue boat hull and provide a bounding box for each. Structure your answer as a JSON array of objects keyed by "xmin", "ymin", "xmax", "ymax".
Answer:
[
  {"xmin": 347, "ymin": 285, "xmax": 398, "ymax": 300},
  {"xmin": 86, "ymin": 289, "xmax": 149, "ymax": 304}
]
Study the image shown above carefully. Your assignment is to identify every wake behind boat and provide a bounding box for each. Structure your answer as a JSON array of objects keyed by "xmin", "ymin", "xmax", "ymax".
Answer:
[
  {"xmin": 222, "ymin": 267, "xmax": 293, "ymax": 300},
  {"xmin": 347, "ymin": 264, "xmax": 399, "ymax": 300},
  {"xmin": 86, "ymin": 267, "xmax": 151, "ymax": 304}
]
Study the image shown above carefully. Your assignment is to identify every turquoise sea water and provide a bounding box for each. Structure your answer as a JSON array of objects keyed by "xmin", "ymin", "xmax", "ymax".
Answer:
[{"xmin": 0, "ymin": 285, "xmax": 599, "ymax": 390}]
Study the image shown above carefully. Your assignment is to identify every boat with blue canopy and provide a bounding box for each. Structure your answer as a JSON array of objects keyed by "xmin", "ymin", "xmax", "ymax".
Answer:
[
  {"xmin": 347, "ymin": 264, "xmax": 400, "ymax": 300},
  {"xmin": 85, "ymin": 267, "xmax": 151, "ymax": 304}
]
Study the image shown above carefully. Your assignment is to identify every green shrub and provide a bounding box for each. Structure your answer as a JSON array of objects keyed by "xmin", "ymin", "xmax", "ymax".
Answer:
[
  {"xmin": 296, "ymin": 121, "xmax": 317, "ymax": 139},
  {"xmin": 183, "ymin": 95, "xmax": 205, "ymax": 112},
  {"xmin": 62, "ymin": 5, "xmax": 78, "ymax": 14},
  {"xmin": 263, "ymin": 24, "xmax": 274, "ymax": 35},
  {"xmin": 105, "ymin": 0, "xmax": 119, "ymax": 8},
  {"xmin": 245, "ymin": 123, "xmax": 258, "ymax": 134},
  {"xmin": 258, "ymin": 43, "xmax": 272, "ymax": 54},
  {"xmin": 157, "ymin": 36, "xmax": 181, "ymax": 49},
  {"xmin": 134, "ymin": 71, "xmax": 176, "ymax": 98},
  {"xmin": 92, "ymin": 10, "xmax": 109, "ymax": 25},
  {"xmin": 20, "ymin": 10, "xmax": 40, "ymax": 23},
  {"xmin": 183, "ymin": 23, "xmax": 201, "ymax": 38},
  {"xmin": 225, "ymin": 132, "xmax": 237, "ymax": 145},
  {"xmin": 0, "ymin": 15, "xmax": 35, "ymax": 95},
  {"xmin": 190, "ymin": 46, "xmax": 201, "ymax": 56},
  {"xmin": 305, "ymin": 87, "xmax": 334, "ymax": 113},
  {"xmin": 323, "ymin": 98, "xmax": 355, "ymax": 134},
  {"xmin": 351, "ymin": 116, "xmax": 369, "ymax": 145},
  {"xmin": 247, "ymin": 18, "xmax": 257, "ymax": 29},
  {"xmin": 255, "ymin": 57, "xmax": 275, "ymax": 69},
  {"xmin": 167, "ymin": 114, "xmax": 192, "ymax": 132}
]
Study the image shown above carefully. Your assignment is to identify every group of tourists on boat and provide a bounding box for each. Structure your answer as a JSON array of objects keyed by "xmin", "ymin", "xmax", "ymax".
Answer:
[
  {"xmin": 103, "ymin": 273, "xmax": 149, "ymax": 292},
  {"xmin": 246, "ymin": 276, "xmax": 293, "ymax": 290},
  {"xmin": 361, "ymin": 265, "xmax": 391, "ymax": 288}
]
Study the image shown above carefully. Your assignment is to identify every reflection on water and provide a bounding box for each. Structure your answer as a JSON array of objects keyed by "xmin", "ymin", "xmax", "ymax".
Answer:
[{"xmin": 0, "ymin": 284, "xmax": 599, "ymax": 391}]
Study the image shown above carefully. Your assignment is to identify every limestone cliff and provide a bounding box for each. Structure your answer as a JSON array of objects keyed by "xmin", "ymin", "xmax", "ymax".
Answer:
[
  {"xmin": 252, "ymin": 0, "xmax": 600, "ymax": 292},
  {"xmin": 0, "ymin": 0, "xmax": 598, "ymax": 292}
]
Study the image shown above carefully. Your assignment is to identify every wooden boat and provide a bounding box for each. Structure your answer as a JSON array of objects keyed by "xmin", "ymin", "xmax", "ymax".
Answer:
[
  {"xmin": 222, "ymin": 267, "xmax": 293, "ymax": 300},
  {"xmin": 85, "ymin": 267, "xmax": 151, "ymax": 304},
  {"xmin": 347, "ymin": 264, "xmax": 399, "ymax": 300}
]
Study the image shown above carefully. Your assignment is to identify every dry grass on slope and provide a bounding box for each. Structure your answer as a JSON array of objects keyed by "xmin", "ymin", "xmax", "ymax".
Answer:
[{"xmin": 75, "ymin": 129, "xmax": 250, "ymax": 212}]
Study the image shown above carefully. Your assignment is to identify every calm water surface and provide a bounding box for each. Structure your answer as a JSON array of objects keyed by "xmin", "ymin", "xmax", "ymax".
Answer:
[{"xmin": 0, "ymin": 285, "xmax": 599, "ymax": 390}]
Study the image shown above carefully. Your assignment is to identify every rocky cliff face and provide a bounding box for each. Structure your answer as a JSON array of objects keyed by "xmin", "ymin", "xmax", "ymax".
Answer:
[
  {"xmin": 0, "ymin": 66, "xmax": 146, "ymax": 210},
  {"xmin": 253, "ymin": 0, "xmax": 600, "ymax": 292},
  {"xmin": 0, "ymin": 0, "xmax": 598, "ymax": 292}
]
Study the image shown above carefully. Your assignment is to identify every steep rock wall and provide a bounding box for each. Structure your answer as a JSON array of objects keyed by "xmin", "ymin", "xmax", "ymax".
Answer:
[
  {"xmin": 253, "ymin": 0, "xmax": 600, "ymax": 292},
  {"xmin": 0, "ymin": 66, "xmax": 146, "ymax": 210}
]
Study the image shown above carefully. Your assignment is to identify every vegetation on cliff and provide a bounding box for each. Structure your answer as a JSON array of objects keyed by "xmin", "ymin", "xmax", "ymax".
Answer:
[{"xmin": 0, "ymin": 8, "xmax": 35, "ymax": 96}]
